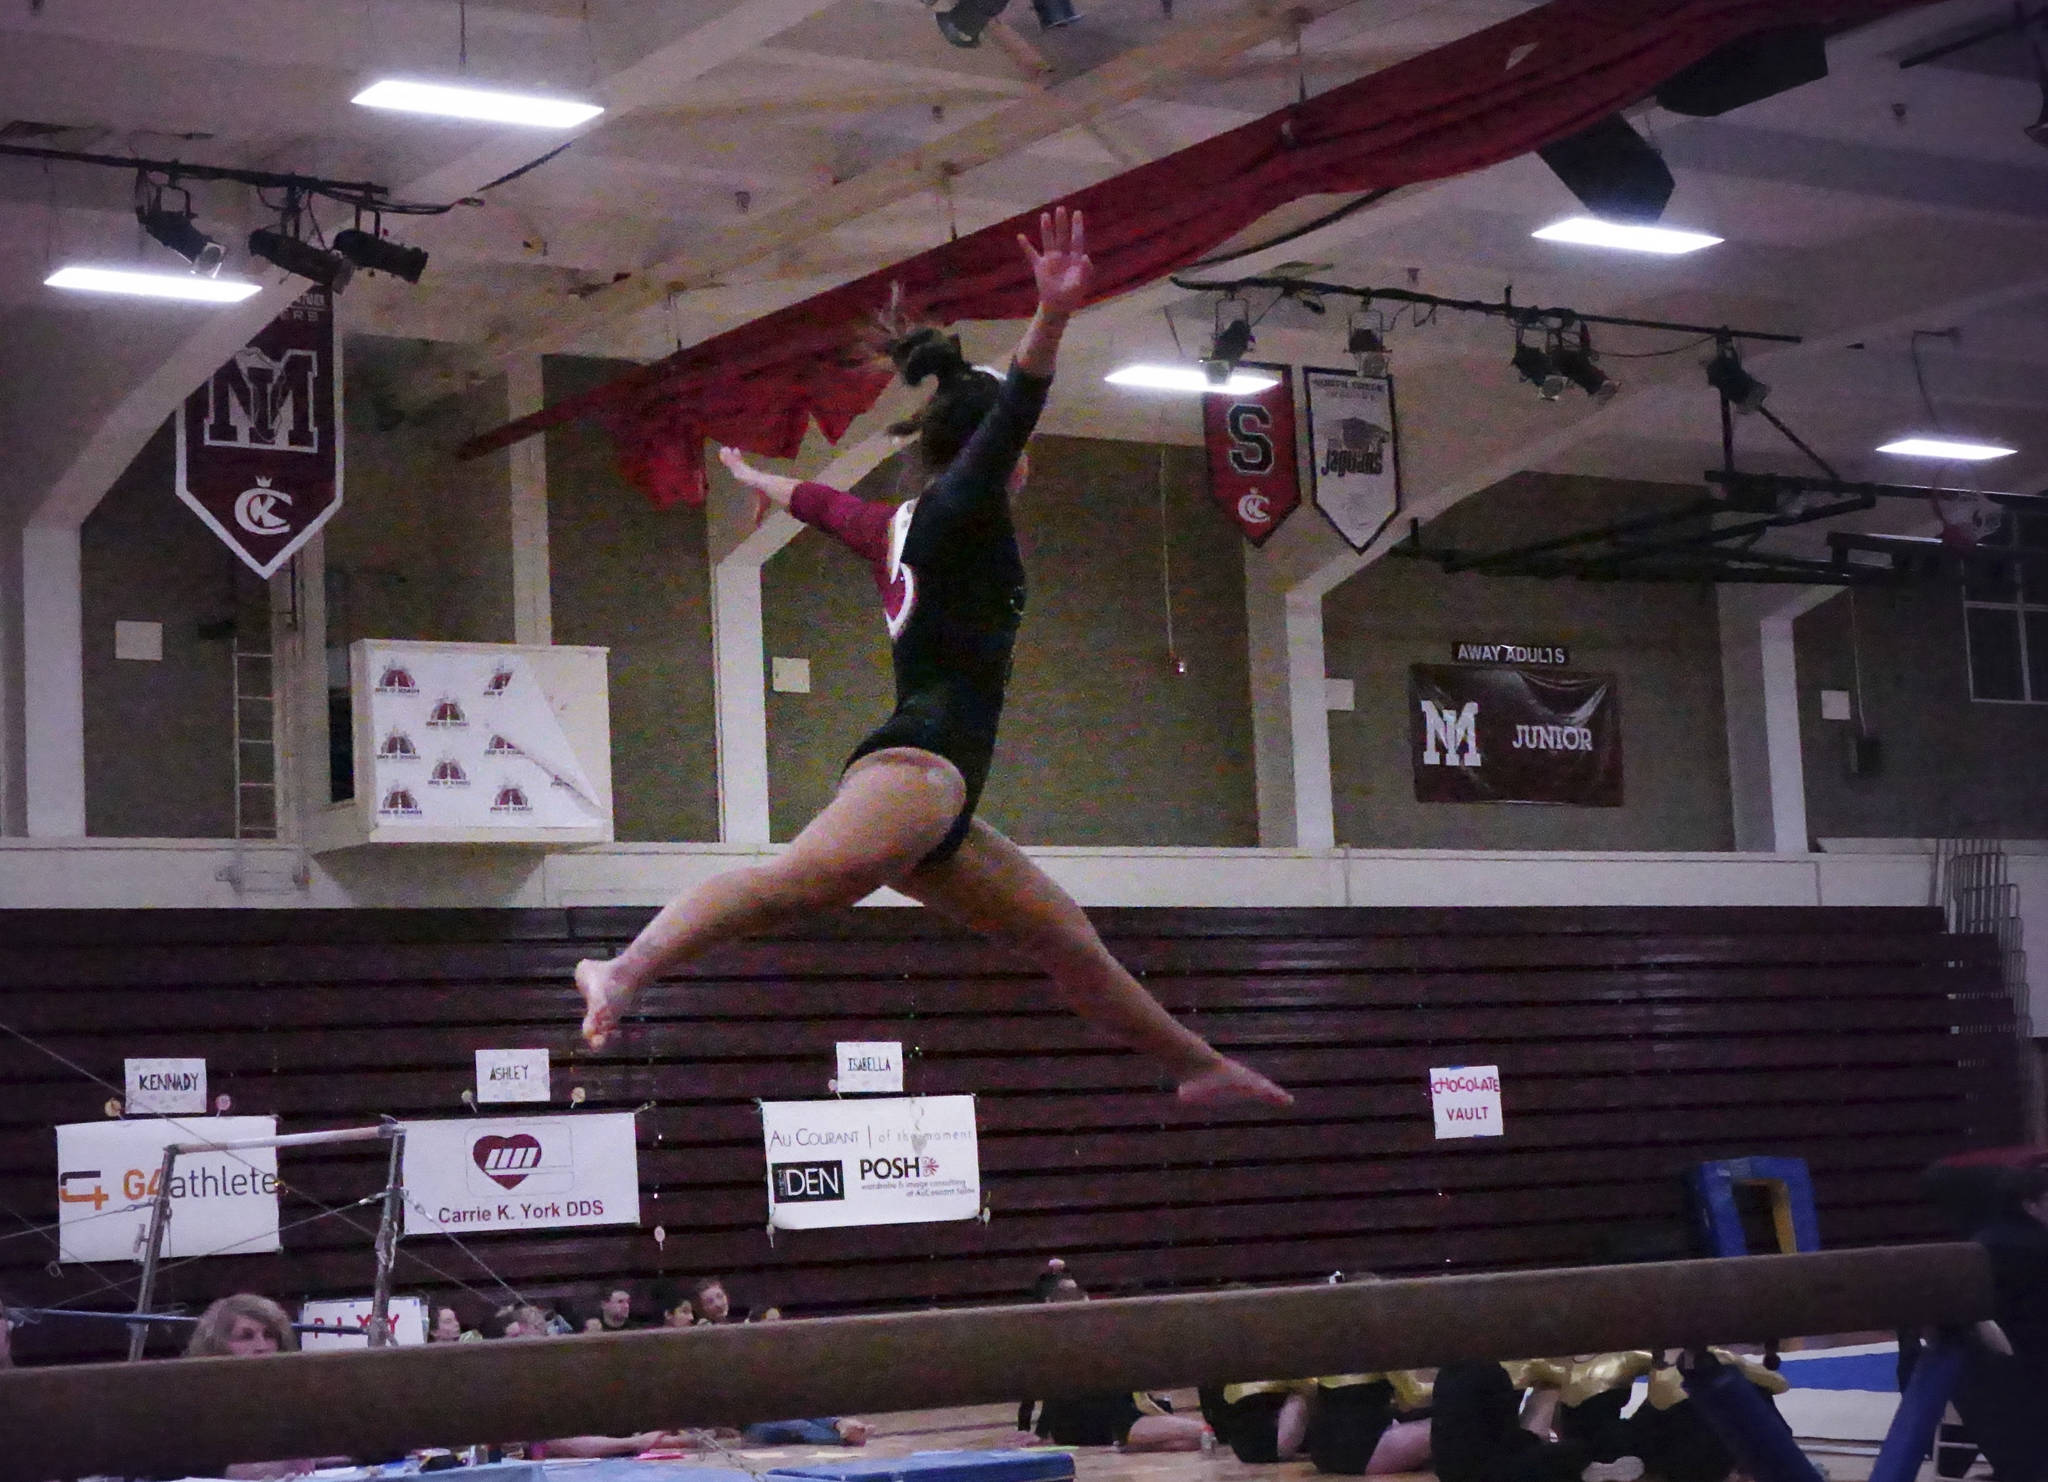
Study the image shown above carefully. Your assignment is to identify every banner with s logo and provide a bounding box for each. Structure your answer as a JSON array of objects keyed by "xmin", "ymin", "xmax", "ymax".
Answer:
[
  {"xmin": 175, "ymin": 286, "xmax": 342, "ymax": 578},
  {"xmin": 1203, "ymin": 363, "xmax": 1298, "ymax": 547}
]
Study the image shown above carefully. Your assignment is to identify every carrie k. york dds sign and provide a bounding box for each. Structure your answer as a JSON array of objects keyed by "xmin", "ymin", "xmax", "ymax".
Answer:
[
  {"xmin": 761, "ymin": 1095, "xmax": 979, "ymax": 1230},
  {"xmin": 401, "ymin": 1113, "xmax": 640, "ymax": 1235},
  {"xmin": 55, "ymin": 1117, "xmax": 281, "ymax": 1263}
]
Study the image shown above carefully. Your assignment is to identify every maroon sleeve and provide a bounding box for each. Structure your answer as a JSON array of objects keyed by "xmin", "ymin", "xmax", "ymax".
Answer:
[{"xmin": 790, "ymin": 481, "xmax": 892, "ymax": 565}]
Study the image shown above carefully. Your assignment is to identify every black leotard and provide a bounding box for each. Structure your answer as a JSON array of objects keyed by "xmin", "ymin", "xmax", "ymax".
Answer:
[{"xmin": 789, "ymin": 362, "xmax": 1050, "ymax": 863}]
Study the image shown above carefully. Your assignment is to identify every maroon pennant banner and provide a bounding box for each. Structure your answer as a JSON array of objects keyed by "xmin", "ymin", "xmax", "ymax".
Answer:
[
  {"xmin": 1204, "ymin": 363, "xmax": 1298, "ymax": 547},
  {"xmin": 176, "ymin": 286, "xmax": 343, "ymax": 578}
]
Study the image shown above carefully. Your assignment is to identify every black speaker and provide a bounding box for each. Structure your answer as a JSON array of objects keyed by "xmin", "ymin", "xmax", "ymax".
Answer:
[
  {"xmin": 1535, "ymin": 114, "xmax": 1675, "ymax": 223},
  {"xmin": 1655, "ymin": 25, "xmax": 1829, "ymax": 117}
]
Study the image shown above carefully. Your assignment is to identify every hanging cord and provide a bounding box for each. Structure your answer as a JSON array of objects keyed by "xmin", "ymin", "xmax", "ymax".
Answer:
[
  {"xmin": 1158, "ymin": 448, "xmax": 1183, "ymax": 674},
  {"xmin": 459, "ymin": 0, "xmax": 469, "ymax": 71},
  {"xmin": 1848, "ymin": 588, "xmax": 1869, "ymax": 737}
]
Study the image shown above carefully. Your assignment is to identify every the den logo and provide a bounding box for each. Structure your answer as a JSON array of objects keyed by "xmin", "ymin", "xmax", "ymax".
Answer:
[{"xmin": 771, "ymin": 1160, "xmax": 845, "ymax": 1203}]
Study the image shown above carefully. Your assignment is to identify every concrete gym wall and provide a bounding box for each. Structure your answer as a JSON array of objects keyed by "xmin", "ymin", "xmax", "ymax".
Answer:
[
  {"xmin": 326, "ymin": 352, "xmax": 515, "ymax": 650},
  {"xmin": 759, "ymin": 436, "xmax": 1259, "ymax": 846},
  {"xmin": 78, "ymin": 422, "xmax": 239, "ymax": 838},
  {"xmin": 1323, "ymin": 473, "xmax": 1735, "ymax": 850},
  {"xmin": 1796, "ymin": 583, "xmax": 2048, "ymax": 838},
  {"xmin": 543, "ymin": 355, "xmax": 719, "ymax": 844}
]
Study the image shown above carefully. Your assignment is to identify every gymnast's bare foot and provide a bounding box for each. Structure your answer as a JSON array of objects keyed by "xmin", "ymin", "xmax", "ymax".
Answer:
[
  {"xmin": 1177, "ymin": 1056, "xmax": 1293, "ymax": 1109},
  {"xmin": 575, "ymin": 957, "xmax": 632, "ymax": 1049}
]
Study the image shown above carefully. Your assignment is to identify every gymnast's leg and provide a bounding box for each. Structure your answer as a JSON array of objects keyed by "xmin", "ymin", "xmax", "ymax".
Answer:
[
  {"xmin": 898, "ymin": 818, "xmax": 1292, "ymax": 1107},
  {"xmin": 575, "ymin": 749, "xmax": 963, "ymax": 1047}
]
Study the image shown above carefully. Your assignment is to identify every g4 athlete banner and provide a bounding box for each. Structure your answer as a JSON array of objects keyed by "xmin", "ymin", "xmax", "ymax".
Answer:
[
  {"xmin": 1203, "ymin": 363, "xmax": 1298, "ymax": 546},
  {"xmin": 175, "ymin": 285, "xmax": 342, "ymax": 578},
  {"xmin": 1410, "ymin": 663, "xmax": 1622, "ymax": 806}
]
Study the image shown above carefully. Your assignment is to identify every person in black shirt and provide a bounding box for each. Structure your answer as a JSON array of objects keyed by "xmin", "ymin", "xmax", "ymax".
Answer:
[{"xmin": 573, "ymin": 210, "xmax": 1286, "ymax": 1114}]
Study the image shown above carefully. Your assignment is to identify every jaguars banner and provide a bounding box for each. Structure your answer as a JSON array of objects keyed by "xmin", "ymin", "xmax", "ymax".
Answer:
[
  {"xmin": 1410, "ymin": 663, "xmax": 1622, "ymax": 806},
  {"xmin": 175, "ymin": 286, "xmax": 342, "ymax": 578},
  {"xmin": 1203, "ymin": 363, "xmax": 1298, "ymax": 546},
  {"xmin": 1304, "ymin": 367, "xmax": 1402, "ymax": 552}
]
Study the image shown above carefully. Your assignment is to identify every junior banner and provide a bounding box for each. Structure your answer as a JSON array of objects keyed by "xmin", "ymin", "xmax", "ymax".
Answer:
[
  {"xmin": 761, "ymin": 1095, "xmax": 979, "ymax": 1231},
  {"xmin": 1410, "ymin": 663, "xmax": 1622, "ymax": 806},
  {"xmin": 176, "ymin": 285, "xmax": 342, "ymax": 578},
  {"xmin": 401, "ymin": 1113, "xmax": 640, "ymax": 1236},
  {"xmin": 1304, "ymin": 367, "xmax": 1402, "ymax": 552},
  {"xmin": 55, "ymin": 1116, "xmax": 280, "ymax": 1264},
  {"xmin": 1204, "ymin": 363, "xmax": 1298, "ymax": 547}
]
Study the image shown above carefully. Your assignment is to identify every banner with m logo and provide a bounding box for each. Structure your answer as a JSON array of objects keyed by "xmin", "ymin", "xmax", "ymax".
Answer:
[{"xmin": 1409, "ymin": 663, "xmax": 1622, "ymax": 805}]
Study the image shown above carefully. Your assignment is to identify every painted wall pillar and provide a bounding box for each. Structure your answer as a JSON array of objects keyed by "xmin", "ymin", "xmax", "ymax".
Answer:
[
  {"xmin": 21, "ymin": 522, "xmax": 85, "ymax": 838},
  {"xmin": 1718, "ymin": 584, "xmax": 1839, "ymax": 852}
]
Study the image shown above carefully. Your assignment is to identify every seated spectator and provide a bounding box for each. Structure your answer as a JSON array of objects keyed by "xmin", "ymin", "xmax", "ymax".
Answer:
[
  {"xmin": 654, "ymin": 1282, "xmax": 695, "ymax": 1328},
  {"xmin": 426, "ymin": 1304, "xmax": 465, "ymax": 1343},
  {"xmin": 690, "ymin": 1275, "xmax": 779, "ymax": 1324},
  {"xmin": 594, "ymin": 1284, "xmax": 644, "ymax": 1333},
  {"xmin": 186, "ymin": 1295, "xmax": 352, "ymax": 1481},
  {"xmin": 1015, "ymin": 1261, "xmax": 1209, "ymax": 1452},
  {"xmin": 481, "ymin": 1303, "xmax": 553, "ymax": 1340},
  {"xmin": 1429, "ymin": 1359, "xmax": 1634, "ymax": 1482}
]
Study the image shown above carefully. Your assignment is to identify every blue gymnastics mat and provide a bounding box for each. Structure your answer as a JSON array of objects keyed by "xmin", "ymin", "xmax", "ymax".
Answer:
[
  {"xmin": 1775, "ymin": 1348, "xmax": 1899, "ymax": 1392},
  {"xmin": 548, "ymin": 1466, "xmax": 758, "ymax": 1482},
  {"xmin": 769, "ymin": 1450, "xmax": 1075, "ymax": 1482}
]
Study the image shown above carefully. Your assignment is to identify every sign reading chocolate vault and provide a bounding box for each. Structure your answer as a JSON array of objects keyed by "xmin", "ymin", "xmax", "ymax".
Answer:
[
  {"xmin": 1410, "ymin": 663, "xmax": 1622, "ymax": 806},
  {"xmin": 175, "ymin": 286, "xmax": 342, "ymax": 578}
]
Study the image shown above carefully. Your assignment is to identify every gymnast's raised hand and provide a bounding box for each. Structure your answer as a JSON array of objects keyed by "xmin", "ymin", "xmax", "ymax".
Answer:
[{"xmin": 581, "ymin": 207, "xmax": 1290, "ymax": 1111}]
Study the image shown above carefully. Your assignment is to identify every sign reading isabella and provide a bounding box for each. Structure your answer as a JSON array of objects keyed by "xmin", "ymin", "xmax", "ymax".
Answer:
[
  {"xmin": 401, "ymin": 1113, "xmax": 640, "ymax": 1236},
  {"xmin": 175, "ymin": 286, "xmax": 343, "ymax": 578},
  {"xmin": 1410, "ymin": 663, "xmax": 1622, "ymax": 806},
  {"xmin": 1204, "ymin": 364, "xmax": 1299, "ymax": 546},
  {"xmin": 761, "ymin": 1095, "xmax": 979, "ymax": 1231}
]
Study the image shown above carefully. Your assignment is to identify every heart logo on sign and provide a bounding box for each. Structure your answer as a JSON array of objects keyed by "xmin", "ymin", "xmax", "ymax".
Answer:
[{"xmin": 472, "ymin": 1133, "xmax": 544, "ymax": 1190}]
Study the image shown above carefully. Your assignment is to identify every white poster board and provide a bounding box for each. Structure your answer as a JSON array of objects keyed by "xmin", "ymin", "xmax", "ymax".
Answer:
[
  {"xmin": 475, "ymin": 1048, "xmax": 551, "ymax": 1104},
  {"xmin": 402, "ymin": 1114, "xmax": 640, "ymax": 1235},
  {"xmin": 832, "ymin": 1041, "xmax": 904, "ymax": 1094},
  {"xmin": 1304, "ymin": 367, "xmax": 1403, "ymax": 553},
  {"xmin": 55, "ymin": 1117, "xmax": 280, "ymax": 1264},
  {"xmin": 299, "ymin": 1296, "xmax": 428, "ymax": 1349},
  {"xmin": 125, "ymin": 1058, "xmax": 207, "ymax": 1116},
  {"xmin": 1429, "ymin": 1065, "xmax": 1504, "ymax": 1140},
  {"xmin": 762, "ymin": 1095, "xmax": 979, "ymax": 1230}
]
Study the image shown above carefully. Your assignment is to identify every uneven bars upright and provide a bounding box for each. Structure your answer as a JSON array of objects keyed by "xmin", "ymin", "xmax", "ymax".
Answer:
[
  {"xmin": 6, "ymin": 1244, "xmax": 1992, "ymax": 1482},
  {"xmin": 127, "ymin": 1123, "xmax": 399, "ymax": 1362}
]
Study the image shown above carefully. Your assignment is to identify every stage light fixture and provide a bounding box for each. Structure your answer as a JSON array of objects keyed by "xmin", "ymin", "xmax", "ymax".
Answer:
[
  {"xmin": 1704, "ymin": 341, "xmax": 1768, "ymax": 413},
  {"xmin": 1106, "ymin": 364, "xmax": 1280, "ymax": 395},
  {"xmin": 930, "ymin": 0, "xmax": 1010, "ymax": 47},
  {"xmin": 352, "ymin": 79, "xmax": 603, "ymax": 128},
  {"xmin": 334, "ymin": 227, "xmax": 430, "ymax": 283},
  {"xmin": 248, "ymin": 227, "xmax": 354, "ymax": 290},
  {"xmin": 1535, "ymin": 114, "xmax": 1674, "ymax": 224},
  {"xmin": 136, "ymin": 204, "xmax": 226, "ymax": 276},
  {"xmin": 1347, "ymin": 324, "xmax": 1389, "ymax": 379},
  {"xmin": 45, "ymin": 264, "xmax": 261, "ymax": 303},
  {"xmin": 2029, "ymin": 33, "xmax": 2048, "ymax": 147},
  {"xmin": 1202, "ymin": 314, "xmax": 1254, "ymax": 385},
  {"xmin": 1553, "ymin": 333, "xmax": 1618, "ymax": 403},
  {"xmin": 1029, "ymin": 0, "xmax": 1079, "ymax": 28},
  {"xmin": 1511, "ymin": 339, "xmax": 1565, "ymax": 401},
  {"xmin": 1654, "ymin": 24, "xmax": 1829, "ymax": 116}
]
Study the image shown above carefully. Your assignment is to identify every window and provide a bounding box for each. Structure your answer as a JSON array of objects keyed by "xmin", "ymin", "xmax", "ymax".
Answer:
[{"xmin": 1964, "ymin": 512, "xmax": 2048, "ymax": 703}]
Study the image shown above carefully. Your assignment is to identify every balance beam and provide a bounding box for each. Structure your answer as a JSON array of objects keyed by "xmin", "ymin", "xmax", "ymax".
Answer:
[{"xmin": 0, "ymin": 1244, "xmax": 1988, "ymax": 1482}]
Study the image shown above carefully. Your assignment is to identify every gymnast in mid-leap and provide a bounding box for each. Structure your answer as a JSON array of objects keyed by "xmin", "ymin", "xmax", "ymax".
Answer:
[{"xmin": 577, "ymin": 207, "xmax": 1289, "ymax": 1109}]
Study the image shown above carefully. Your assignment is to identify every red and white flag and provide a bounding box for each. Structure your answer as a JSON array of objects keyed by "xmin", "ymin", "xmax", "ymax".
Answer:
[
  {"xmin": 175, "ymin": 286, "xmax": 343, "ymax": 578},
  {"xmin": 1203, "ymin": 363, "xmax": 1299, "ymax": 547}
]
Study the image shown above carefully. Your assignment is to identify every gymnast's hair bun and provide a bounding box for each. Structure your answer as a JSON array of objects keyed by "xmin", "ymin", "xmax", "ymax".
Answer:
[{"xmin": 888, "ymin": 326, "xmax": 974, "ymax": 388}]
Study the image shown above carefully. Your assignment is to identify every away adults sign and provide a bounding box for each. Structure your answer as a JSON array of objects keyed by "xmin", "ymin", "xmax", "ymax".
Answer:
[{"xmin": 175, "ymin": 286, "xmax": 343, "ymax": 578}]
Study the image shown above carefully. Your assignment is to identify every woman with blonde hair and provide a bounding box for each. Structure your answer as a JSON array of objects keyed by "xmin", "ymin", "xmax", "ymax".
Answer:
[{"xmin": 185, "ymin": 1293, "xmax": 298, "ymax": 1357}]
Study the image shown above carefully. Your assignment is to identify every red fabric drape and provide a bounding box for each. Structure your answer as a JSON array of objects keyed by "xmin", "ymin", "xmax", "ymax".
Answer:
[{"xmin": 458, "ymin": 0, "xmax": 1930, "ymax": 506}]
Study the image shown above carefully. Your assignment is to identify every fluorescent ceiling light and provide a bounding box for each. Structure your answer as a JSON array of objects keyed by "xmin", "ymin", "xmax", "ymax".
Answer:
[
  {"xmin": 45, "ymin": 265, "xmax": 262, "ymax": 303},
  {"xmin": 352, "ymin": 79, "xmax": 603, "ymax": 128},
  {"xmin": 1531, "ymin": 217, "xmax": 1723, "ymax": 255},
  {"xmin": 1876, "ymin": 436, "xmax": 2016, "ymax": 461},
  {"xmin": 1106, "ymin": 364, "xmax": 1281, "ymax": 395}
]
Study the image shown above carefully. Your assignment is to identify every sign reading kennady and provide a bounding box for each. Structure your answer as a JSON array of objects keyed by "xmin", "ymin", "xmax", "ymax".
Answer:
[{"xmin": 400, "ymin": 1114, "xmax": 640, "ymax": 1234}]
